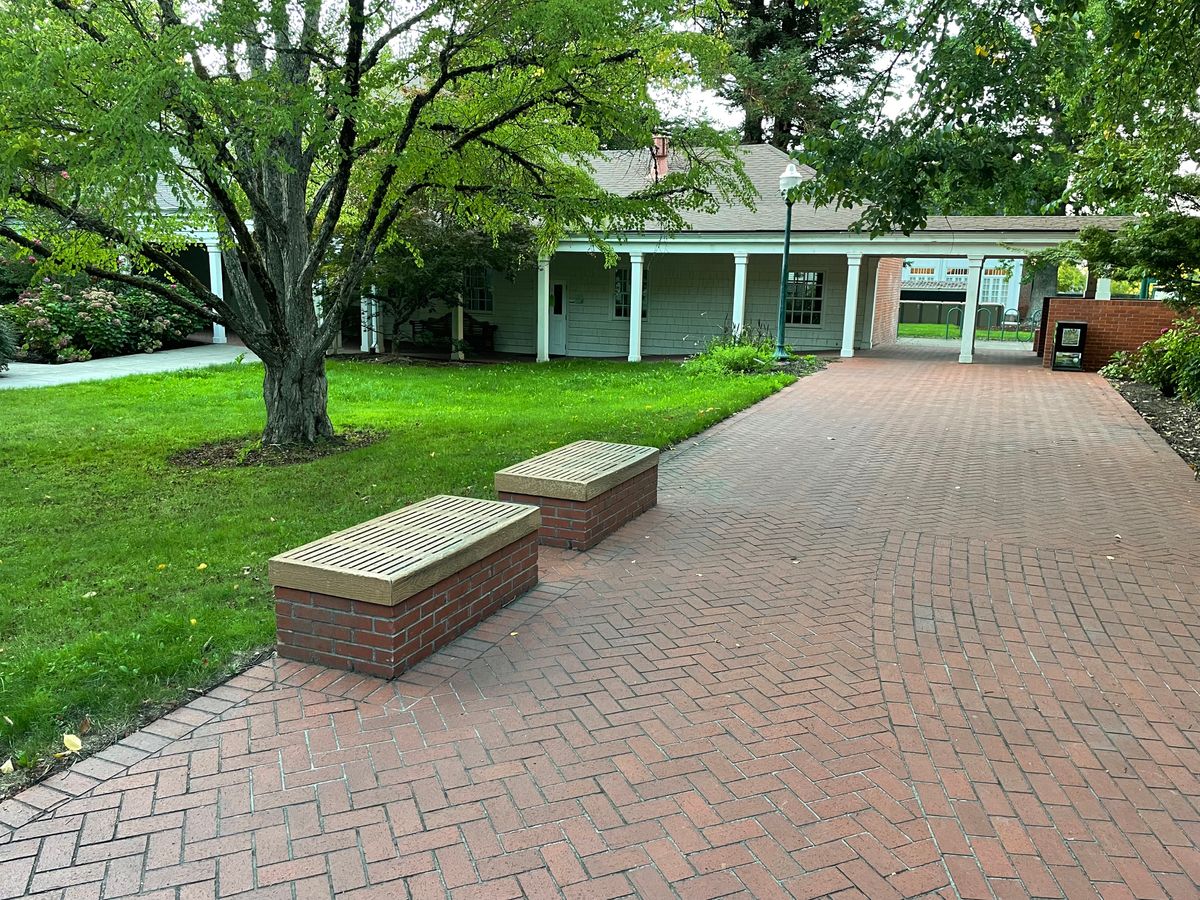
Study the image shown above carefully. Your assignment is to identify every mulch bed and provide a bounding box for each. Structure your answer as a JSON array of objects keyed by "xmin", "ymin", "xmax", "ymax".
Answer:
[
  {"xmin": 170, "ymin": 427, "xmax": 384, "ymax": 469},
  {"xmin": 1110, "ymin": 379, "xmax": 1200, "ymax": 477},
  {"xmin": 778, "ymin": 355, "xmax": 831, "ymax": 377}
]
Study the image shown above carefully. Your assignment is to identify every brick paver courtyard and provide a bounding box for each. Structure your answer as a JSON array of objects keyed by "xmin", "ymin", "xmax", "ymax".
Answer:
[{"xmin": 2, "ymin": 343, "xmax": 1198, "ymax": 898}]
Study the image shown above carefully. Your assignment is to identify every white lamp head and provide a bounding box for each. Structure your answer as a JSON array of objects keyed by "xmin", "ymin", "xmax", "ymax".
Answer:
[{"xmin": 779, "ymin": 161, "xmax": 804, "ymax": 197}]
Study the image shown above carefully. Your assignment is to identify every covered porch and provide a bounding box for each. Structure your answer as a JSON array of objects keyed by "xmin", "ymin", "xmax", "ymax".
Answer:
[{"xmin": 524, "ymin": 227, "xmax": 1094, "ymax": 365}]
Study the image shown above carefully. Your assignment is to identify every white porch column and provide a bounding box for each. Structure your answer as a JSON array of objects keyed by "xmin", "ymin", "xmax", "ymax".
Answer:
[
  {"xmin": 1096, "ymin": 277, "xmax": 1113, "ymax": 300},
  {"xmin": 1007, "ymin": 259, "xmax": 1025, "ymax": 310},
  {"xmin": 840, "ymin": 253, "xmax": 863, "ymax": 358},
  {"xmin": 536, "ymin": 254, "xmax": 550, "ymax": 362},
  {"xmin": 360, "ymin": 289, "xmax": 377, "ymax": 353},
  {"xmin": 205, "ymin": 241, "xmax": 226, "ymax": 344},
  {"xmin": 451, "ymin": 303, "xmax": 465, "ymax": 361},
  {"xmin": 731, "ymin": 253, "xmax": 748, "ymax": 335},
  {"xmin": 628, "ymin": 252, "xmax": 644, "ymax": 362},
  {"xmin": 959, "ymin": 256, "xmax": 986, "ymax": 364}
]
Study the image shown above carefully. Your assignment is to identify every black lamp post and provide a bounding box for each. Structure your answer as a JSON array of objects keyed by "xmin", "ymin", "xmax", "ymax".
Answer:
[{"xmin": 775, "ymin": 162, "xmax": 804, "ymax": 361}]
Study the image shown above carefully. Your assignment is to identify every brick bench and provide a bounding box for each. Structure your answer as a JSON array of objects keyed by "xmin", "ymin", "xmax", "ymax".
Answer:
[
  {"xmin": 495, "ymin": 440, "xmax": 659, "ymax": 550},
  {"xmin": 269, "ymin": 495, "xmax": 540, "ymax": 678}
]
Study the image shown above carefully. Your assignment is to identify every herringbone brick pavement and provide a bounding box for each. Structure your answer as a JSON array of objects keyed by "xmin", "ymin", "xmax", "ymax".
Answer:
[{"xmin": 1, "ymin": 342, "xmax": 1197, "ymax": 898}]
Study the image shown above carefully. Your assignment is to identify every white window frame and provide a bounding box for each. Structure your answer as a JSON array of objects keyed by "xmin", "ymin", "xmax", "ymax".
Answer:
[
  {"xmin": 613, "ymin": 265, "xmax": 649, "ymax": 319},
  {"xmin": 785, "ymin": 271, "xmax": 824, "ymax": 327},
  {"xmin": 980, "ymin": 275, "xmax": 1009, "ymax": 305},
  {"xmin": 463, "ymin": 267, "xmax": 494, "ymax": 314}
]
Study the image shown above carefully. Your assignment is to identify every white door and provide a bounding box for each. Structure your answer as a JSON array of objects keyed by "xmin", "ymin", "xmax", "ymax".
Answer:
[{"xmin": 549, "ymin": 283, "xmax": 567, "ymax": 355}]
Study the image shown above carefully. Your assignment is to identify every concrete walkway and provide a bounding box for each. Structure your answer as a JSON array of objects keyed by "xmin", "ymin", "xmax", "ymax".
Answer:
[
  {"xmin": 2, "ymin": 344, "xmax": 1198, "ymax": 898},
  {"xmin": 0, "ymin": 344, "xmax": 258, "ymax": 390}
]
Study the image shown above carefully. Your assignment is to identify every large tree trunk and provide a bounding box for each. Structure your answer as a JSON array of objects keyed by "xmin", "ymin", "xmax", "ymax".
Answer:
[{"xmin": 261, "ymin": 352, "xmax": 335, "ymax": 445}]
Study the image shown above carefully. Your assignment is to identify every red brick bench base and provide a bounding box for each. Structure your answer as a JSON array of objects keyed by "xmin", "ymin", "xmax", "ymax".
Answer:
[
  {"xmin": 269, "ymin": 495, "xmax": 540, "ymax": 679},
  {"xmin": 275, "ymin": 532, "xmax": 537, "ymax": 679},
  {"xmin": 500, "ymin": 465, "xmax": 657, "ymax": 551}
]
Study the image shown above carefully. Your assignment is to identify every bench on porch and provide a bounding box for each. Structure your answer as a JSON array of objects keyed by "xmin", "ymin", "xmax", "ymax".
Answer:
[
  {"xmin": 270, "ymin": 495, "xmax": 540, "ymax": 678},
  {"xmin": 495, "ymin": 440, "xmax": 660, "ymax": 550},
  {"xmin": 410, "ymin": 311, "xmax": 498, "ymax": 353}
]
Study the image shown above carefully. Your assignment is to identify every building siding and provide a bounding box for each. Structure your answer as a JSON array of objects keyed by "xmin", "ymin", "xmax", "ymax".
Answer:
[
  {"xmin": 487, "ymin": 267, "xmax": 537, "ymax": 354},
  {"xmin": 462, "ymin": 250, "xmax": 873, "ymax": 358}
]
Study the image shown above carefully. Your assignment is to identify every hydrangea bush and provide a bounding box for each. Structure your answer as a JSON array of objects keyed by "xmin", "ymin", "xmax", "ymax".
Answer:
[{"xmin": 0, "ymin": 281, "xmax": 206, "ymax": 363}]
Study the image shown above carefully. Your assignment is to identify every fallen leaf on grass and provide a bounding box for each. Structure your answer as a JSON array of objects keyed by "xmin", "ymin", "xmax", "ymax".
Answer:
[
  {"xmin": 63, "ymin": 733, "xmax": 82, "ymax": 753},
  {"xmin": 0, "ymin": 759, "xmax": 13, "ymax": 775}
]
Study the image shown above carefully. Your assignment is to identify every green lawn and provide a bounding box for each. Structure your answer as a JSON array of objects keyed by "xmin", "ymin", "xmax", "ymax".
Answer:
[
  {"xmin": 898, "ymin": 322, "xmax": 1033, "ymax": 341},
  {"xmin": 0, "ymin": 358, "xmax": 793, "ymax": 775}
]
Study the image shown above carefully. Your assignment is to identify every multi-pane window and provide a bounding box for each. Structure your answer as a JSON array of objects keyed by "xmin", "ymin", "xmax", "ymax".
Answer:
[
  {"xmin": 463, "ymin": 267, "xmax": 493, "ymax": 313},
  {"xmin": 785, "ymin": 271, "xmax": 824, "ymax": 326},
  {"xmin": 614, "ymin": 266, "xmax": 649, "ymax": 318},
  {"xmin": 945, "ymin": 266, "xmax": 969, "ymax": 278},
  {"xmin": 981, "ymin": 275, "xmax": 1009, "ymax": 304},
  {"xmin": 908, "ymin": 266, "xmax": 935, "ymax": 276}
]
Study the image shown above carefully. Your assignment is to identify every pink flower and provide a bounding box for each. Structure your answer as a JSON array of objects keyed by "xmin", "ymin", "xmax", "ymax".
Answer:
[
  {"xmin": 26, "ymin": 256, "xmax": 35, "ymax": 263},
  {"xmin": 60, "ymin": 170, "xmax": 69, "ymax": 179}
]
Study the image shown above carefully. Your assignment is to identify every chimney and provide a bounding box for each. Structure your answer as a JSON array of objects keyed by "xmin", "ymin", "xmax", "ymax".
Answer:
[{"xmin": 650, "ymin": 135, "xmax": 669, "ymax": 180}]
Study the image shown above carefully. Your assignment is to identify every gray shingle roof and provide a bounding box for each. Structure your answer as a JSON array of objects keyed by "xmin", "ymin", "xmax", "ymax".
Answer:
[{"xmin": 590, "ymin": 143, "xmax": 1131, "ymax": 235}]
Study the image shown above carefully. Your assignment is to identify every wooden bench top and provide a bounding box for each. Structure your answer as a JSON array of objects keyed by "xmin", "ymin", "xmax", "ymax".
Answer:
[
  {"xmin": 268, "ymin": 495, "xmax": 540, "ymax": 606},
  {"xmin": 495, "ymin": 440, "xmax": 659, "ymax": 502}
]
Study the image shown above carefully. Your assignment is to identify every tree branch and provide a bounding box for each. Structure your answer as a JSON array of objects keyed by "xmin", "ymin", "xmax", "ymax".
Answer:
[
  {"xmin": 12, "ymin": 184, "xmax": 226, "ymax": 313},
  {"xmin": 0, "ymin": 224, "xmax": 220, "ymax": 322},
  {"xmin": 361, "ymin": 4, "xmax": 444, "ymax": 72},
  {"xmin": 293, "ymin": 0, "xmax": 367, "ymax": 301},
  {"xmin": 49, "ymin": 0, "xmax": 108, "ymax": 43}
]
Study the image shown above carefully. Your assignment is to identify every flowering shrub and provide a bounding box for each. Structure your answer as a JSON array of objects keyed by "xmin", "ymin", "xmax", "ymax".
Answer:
[
  {"xmin": 0, "ymin": 282, "xmax": 206, "ymax": 363},
  {"xmin": 1102, "ymin": 318, "xmax": 1200, "ymax": 403}
]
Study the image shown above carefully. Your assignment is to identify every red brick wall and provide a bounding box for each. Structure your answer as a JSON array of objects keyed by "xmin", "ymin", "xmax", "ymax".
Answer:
[
  {"xmin": 871, "ymin": 258, "xmax": 903, "ymax": 348},
  {"xmin": 499, "ymin": 465, "xmax": 657, "ymax": 550},
  {"xmin": 1040, "ymin": 297, "xmax": 1179, "ymax": 371},
  {"xmin": 275, "ymin": 533, "xmax": 538, "ymax": 678}
]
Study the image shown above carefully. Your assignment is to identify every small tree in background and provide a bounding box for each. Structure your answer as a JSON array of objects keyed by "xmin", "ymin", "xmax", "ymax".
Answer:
[{"xmin": 357, "ymin": 214, "xmax": 535, "ymax": 347}]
